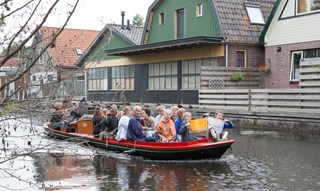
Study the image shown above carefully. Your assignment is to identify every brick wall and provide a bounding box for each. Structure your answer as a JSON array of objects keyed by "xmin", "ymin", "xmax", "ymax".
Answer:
[
  {"xmin": 227, "ymin": 44, "xmax": 265, "ymax": 68},
  {"xmin": 264, "ymin": 40, "xmax": 320, "ymax": 88}
]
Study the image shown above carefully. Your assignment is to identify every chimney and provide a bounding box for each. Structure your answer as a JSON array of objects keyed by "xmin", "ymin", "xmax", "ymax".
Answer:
[
  {"xmin": 126, "ymin": 19, "xmax": 131, "ymax": 30},
  {"xmin": 121, "ymin": 11, "xmax": 125, "ymax": 29}
]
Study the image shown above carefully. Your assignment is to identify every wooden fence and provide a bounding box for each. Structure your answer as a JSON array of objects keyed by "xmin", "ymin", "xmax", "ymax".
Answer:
[
  {"xmin": 199, "ymin": 89, "xmax": 320, "ymax": 115},
  {"xmin": 200, "ymin": 66, "xmax": 261, "ymax": 89},
  {"xmin": 300, "ymin": 57, "xmax": 320, "ymax": 88}
]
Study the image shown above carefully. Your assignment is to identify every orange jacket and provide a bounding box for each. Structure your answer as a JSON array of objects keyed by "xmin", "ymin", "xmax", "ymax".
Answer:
[{"xmin": 156, "ymin": 118, "xmax": 176, "ymax": 142}]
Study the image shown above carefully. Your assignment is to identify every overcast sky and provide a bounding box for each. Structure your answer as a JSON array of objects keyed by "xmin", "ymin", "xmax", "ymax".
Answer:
[{"xmin": 46, "ymin": 0, "xmax": 155, "ymax": 30}]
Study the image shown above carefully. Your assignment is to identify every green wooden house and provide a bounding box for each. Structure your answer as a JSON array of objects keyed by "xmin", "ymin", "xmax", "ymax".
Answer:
[{"xmin": 82, "ymin": 0, "xmax": 275, "ymax": 104}]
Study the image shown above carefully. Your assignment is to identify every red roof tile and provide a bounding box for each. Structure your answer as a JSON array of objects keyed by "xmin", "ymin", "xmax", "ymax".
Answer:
[{"xmin": 41, "ymin": 26, "xmax": 99, "ymax": 67}]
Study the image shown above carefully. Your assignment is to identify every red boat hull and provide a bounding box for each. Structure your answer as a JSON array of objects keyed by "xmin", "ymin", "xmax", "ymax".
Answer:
[{"xmin": 44, "ymin": 123, "xmax": 234, "ymax": 160}]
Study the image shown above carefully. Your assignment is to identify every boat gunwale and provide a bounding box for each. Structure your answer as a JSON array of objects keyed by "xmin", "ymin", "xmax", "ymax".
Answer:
[{"xmin": 44, "ymin": 123, "xmax": 234, "ymax": 152}]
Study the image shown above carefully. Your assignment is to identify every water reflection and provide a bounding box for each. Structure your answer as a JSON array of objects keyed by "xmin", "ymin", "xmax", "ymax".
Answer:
[
  {"xmin": 33, "ymin": 153, "xmax": 235, "ymax": 191},
  {"xmin": 2, "ymin": 118, "xmax": 320, "ymax": 191}
]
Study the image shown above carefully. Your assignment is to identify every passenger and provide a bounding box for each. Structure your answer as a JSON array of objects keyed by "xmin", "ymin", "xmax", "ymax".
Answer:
[
  {"xmin": 142, "ymin": 108, "xmax": 155, "ymax": 137},
  {"xmin": 174, "ymin": 108, "xmax": 186, "ymax": 141},
  {"xmin": 92, "ymin": 107, "xmax": 103, "ymax": 127},
  {"xmin": 116, "ymin": 106, "xmax": 132, "ymax": 141},
  {"xmin": 69, "ymin": 102, "xmax": 83, "ymax": 121},
  {"xmin": 126, "ymin": 105, "xmax": 147, "ymax": 141},
  {"xmin": 170, "ymin": 106, "xmax": 179, "ymax": 121},
  {"xmin": 78, "ymin": 97, "xmax": 88, "ymax": 116},
  {"xmin": 65, "ymin": 102, "xmax": 83, "ymax": 132},
  {"xmin": 179, "ymin": 112, "xmax": 200, "ymax": 142},
  {"xmin": 101, "ymin": 108, "xmax": 109, "ymax": 118},
  {"xmin": 50, "ymin": 102, "xmax": 66, "ymax": 131},
  {"xmin": 116, "ymin": 111, "xmax": 124, "ymax": 120},
  {"xmin": 154, "ymin": 105, "xmax": 165, "ymax": 125},
  {"xmin": 155, "ymin": 109, "xmax": 176, "ymax": 143},
  {"xmin": 208, "ymin": 110, "xmax": 234, "ymax": 141},
  {"xmin": 93, "ymin": 107, "xmax": 119, "ymax": 137}
]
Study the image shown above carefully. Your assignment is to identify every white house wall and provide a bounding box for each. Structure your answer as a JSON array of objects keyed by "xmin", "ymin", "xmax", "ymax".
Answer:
[{"xmin": 265, "ymin": 0, "xmax": 320, "ymax": 46}]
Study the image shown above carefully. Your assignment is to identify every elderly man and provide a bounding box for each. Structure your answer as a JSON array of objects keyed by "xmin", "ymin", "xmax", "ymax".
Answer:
[{"xmin": 126, "ymin": 105, "xmax": 147, "ymax": 141}]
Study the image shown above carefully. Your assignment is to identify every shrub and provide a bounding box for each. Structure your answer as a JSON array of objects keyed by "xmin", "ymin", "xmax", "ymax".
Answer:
[{"xmin": 230, "ymin": 73, "xmax": 244, "ymax": 81}]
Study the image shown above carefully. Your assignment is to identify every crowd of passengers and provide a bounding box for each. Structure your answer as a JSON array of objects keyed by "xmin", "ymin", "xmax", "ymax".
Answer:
[{"xmin": 50, "ymin": 99, "xmax": 234, "ymax": 142}]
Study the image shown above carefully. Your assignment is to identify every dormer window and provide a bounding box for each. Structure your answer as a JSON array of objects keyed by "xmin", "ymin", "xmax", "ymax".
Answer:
[
  {"xmin": 196, "ymin": 3, "xmax": 203, "ymax": 17},
  {"xmin": 75, "ymin": 47, "xmax": 83, "ymax": 55},
  {"xmin": 245, "ymin": 5, "xmax": 265, "ymax": 25}
]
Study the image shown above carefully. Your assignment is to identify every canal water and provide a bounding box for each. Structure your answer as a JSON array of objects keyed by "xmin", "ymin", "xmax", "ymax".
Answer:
[{"xmin": 0, "ymin": 118, "xmax": 319, "ymax": 190}]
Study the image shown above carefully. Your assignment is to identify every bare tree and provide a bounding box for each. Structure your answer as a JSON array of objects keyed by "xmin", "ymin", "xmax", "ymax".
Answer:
[{"xmin": 0, "ymin": 0, "xmax": 81, "ymax": 189}]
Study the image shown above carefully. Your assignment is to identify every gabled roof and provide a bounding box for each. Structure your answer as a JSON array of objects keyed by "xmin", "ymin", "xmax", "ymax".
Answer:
[
  {"xmin": 0, "ymin": 57, "xmax": 24, "ymax": 68},
  {"xmin": 76, "ymin": 24, "xmax": 144, "ymax": 66},
  {"xmin": 41, "ymin": 26, "xmax": 99, "ymax": 67},
  {"xmin": 259, "ymin": 0, "xmax": 281, "ymax": 44},
  {"xmin": 213, "ymin": 0, "xmax": 276, "ymax": 43},
  {"xmin": 109, "ymin": 24, "xmax": 144, "ymax": 45}
]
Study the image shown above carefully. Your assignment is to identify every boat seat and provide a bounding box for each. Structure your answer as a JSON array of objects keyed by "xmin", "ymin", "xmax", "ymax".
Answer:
[{"xmin": 76, "ymin": 120, "xmax": 93, "ymax": 135}]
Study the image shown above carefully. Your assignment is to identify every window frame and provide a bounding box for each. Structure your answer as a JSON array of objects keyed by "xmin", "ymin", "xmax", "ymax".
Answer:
[
  {"xmin": 159, "ymin": 12, "xmax": 165, "ymax": 25},
  {"xmin": 236, "ymin": 50, "xmax": 247, "ymax": 67},
  {"xmin": 111, "ymin": 65, "xmax": 134, "ymax": 90},
  {"xmin": 196, "ymin": 3, "xmax": 203, "ymax": 17},
  {"xmin": 175, "ymin": 8, "xmax": 186, "ymax": 39},
  {"xmin": 88, "ymin": 68, "xmax": 108, "ymax": 91},
  {"xmin": 290, "ymin": 51, "xmax": 303, "ymax": 81},
  {"xmin": 245, "ymin": 4, "xmax": 265, "ymax": 25},
  {"xmin": 38, "ymin": 47, "xmax": 43, "ymax": 64},
  {"xmin": 296, "ymin": 0, "xmax": 320, "ymax": 15},
  {"xmin": 182, "ymin": 58, "xmax": 217, "ymax": 90},
  {"xmin": 148, "ymin": 62, "xmax": 178, "ymax": 90},
  {"xmin": 75, "ymin": 47, "xmax": 83, "ymax": 55}
]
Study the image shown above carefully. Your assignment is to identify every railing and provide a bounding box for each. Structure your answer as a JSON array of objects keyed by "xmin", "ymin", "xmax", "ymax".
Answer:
[
  {"xmin": 200, "ymin": 66, "xmax": 261, "ymax": 89},
  {"xmin": 199, "ymin": 89, "xmax": 320, "ymax": 115},
  {"xmin": 300, "ymin": 57, "xmax": 320, "ymax": 88}
]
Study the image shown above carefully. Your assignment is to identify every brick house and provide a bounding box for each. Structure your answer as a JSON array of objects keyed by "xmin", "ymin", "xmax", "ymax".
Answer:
[
  {"xmin": 28, "ymin": 26, "xmax": 99, "ymax": 98},
  {"xmin": 0, "ymin": 57, "xmax": 27, "ymax": 100},
  {"xmin": 260, "ymin": 0, "xmax": 320, "ymax": 88}
]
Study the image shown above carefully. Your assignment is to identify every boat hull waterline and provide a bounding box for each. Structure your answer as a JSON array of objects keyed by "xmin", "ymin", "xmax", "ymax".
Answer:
[{"xmin": 44, "ymin": 123, "xmax": 234, "ymax": 160}]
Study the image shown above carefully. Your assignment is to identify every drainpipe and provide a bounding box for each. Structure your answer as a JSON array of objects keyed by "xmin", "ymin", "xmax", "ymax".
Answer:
[
  {"xmin": 84, "ymin": 70, "xmax": 87, "ymax": 101},
  {"xmin": 121, "ymin": 11, "xmax": 125, "ymax": 29},
  {"xmin": 225, "ymin": 43, "xmax": 229, "ymax": 67}
]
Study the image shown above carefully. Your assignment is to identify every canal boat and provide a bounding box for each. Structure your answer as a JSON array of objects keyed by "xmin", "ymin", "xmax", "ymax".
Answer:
[{"xmin": 43, "ymin": 120, "xmax": 234, "ymax": 160}]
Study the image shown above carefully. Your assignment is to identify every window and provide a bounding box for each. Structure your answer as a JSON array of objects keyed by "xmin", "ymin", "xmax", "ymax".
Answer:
[
  {"xmin": 196, "ymin": 3, "xmax": 203, "ymax": 17},
  {"xmin": 297, "ymin": 0, "xmax": 320, "ymax": 14},
  {"xmin": 38, "ymin": 47, "xmax": 43, "ymax": 64},
  {"xmin": 47, "ymin": 75, "xmax": 53, "ymax": 81},
  {"xmin": 236, "ymin": 51, "xmax": 246, "ymax": 67},
  {"xmin": 304, "ymin": 48, "xmax": 320, "ymax": 58},
  {"xmin": 245, "ymin": 5, "xmax": 265, "ymax": 25},
  {"xmin": 159, "ymin": 12, "xmax": 165, "ymax": 25},
  {"xmin": 290, "ymin": 48, "xmax": 320, "ymax": 81},
  {"xmin": 75, "ymin": 47, "xmax": 83, "ymax": 55},
  {"xmin": 32, "ymin": 75, "xmax": 36, "ymax": 82},
  {"xmin": 149, "ymin": 62, "xmax": 177, "ymax": 90},
  {"xmin": 291, "ymin": 51, "xmax": 303, "ymax": 81},
  {"xmin": 111, "ymin": 66, "xmax": 134, "ymax": 90},
  {"xmin": 182, "ymin": 58, "xmax": 217, "ymax": 89},
  {"xmin": 175, "ymin": 9, "xmax": 185, "ymax": 39},
  {"xmin": 88, "ymin": 68, "xmax": 108, "ymax": 90},
  {"xmin": 77, "ymin": 75, "xmax": 85, "ymax": 81}
]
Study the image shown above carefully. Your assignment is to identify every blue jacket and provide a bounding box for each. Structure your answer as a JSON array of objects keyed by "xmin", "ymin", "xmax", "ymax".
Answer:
[
  {"xmin": 174, "ymin": 117, "xmax": 183, "ymax": 135},
  {"xmin": 126, "ymin": 115, "xmax": 146, "ymax": 141}
]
